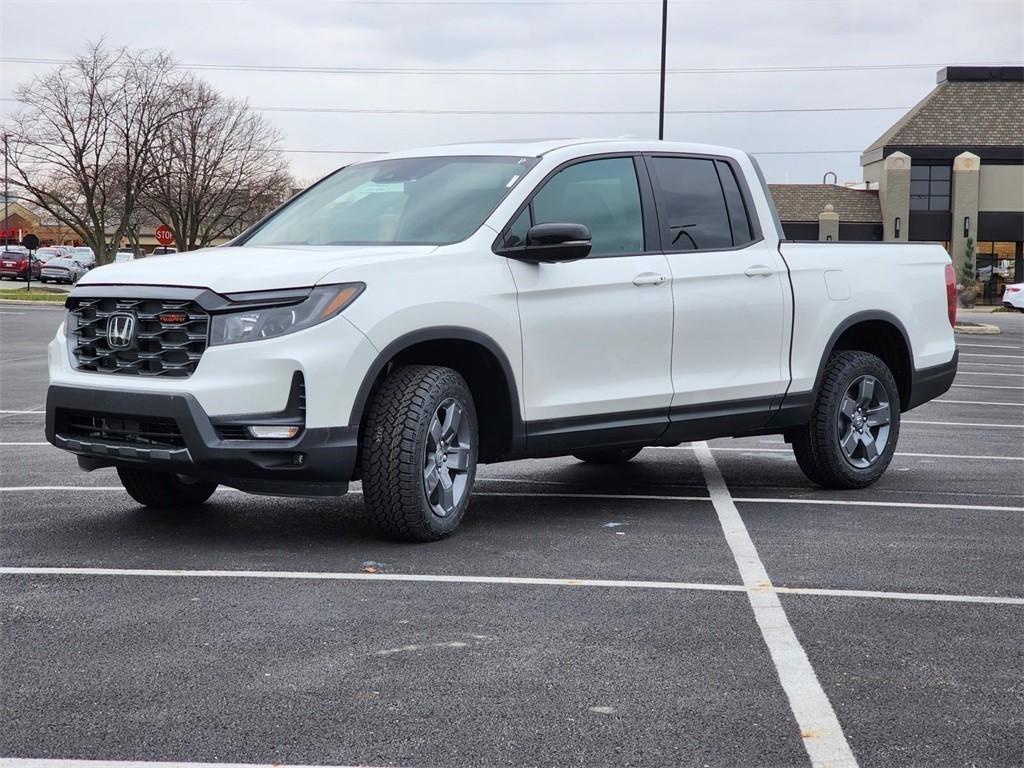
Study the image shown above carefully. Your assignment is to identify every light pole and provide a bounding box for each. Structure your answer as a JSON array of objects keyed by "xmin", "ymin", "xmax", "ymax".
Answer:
[
  {"xmin": 3, "ymin": 134, "xmax": 8, "ymax": 248},
  {"xmin": 658, "ymin": 0, "xmax": 668, "ymax": 140}
]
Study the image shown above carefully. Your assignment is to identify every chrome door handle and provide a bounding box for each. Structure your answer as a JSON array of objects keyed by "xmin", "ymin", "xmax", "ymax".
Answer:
[
  {"xmin": 633, "ymin": 272, "xmax": 668, "ymax": 286},
  {"xmin": 744, "ymin": 265, "xmax": 775, "ymax": 277}
]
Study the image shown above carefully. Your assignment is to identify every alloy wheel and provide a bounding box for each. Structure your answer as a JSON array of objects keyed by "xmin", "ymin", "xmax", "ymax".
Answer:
[
  {"xmin": 422, "ymin": 398, "xmax": 472, "ymax": 517},
  {"xmin": 837, "ymin": 374, "xmax": 891, "ymax": 469}
]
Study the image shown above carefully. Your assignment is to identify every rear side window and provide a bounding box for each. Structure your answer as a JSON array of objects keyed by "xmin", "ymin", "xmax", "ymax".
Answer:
[
  {"xmin": 715, "ymin": 160, "xmax": 753, "ymax": 246},
  {"xmin": 647, "ymin": 156, "xmax": 740, "ymax": 251},
  {"xmin": 530, "ymin": 157, "xmax": 644, "ymax": 257}
]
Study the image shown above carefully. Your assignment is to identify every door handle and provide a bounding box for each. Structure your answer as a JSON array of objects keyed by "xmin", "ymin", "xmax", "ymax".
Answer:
[
  {"xmin": 633, "ymin": 272, "xmax": 668, "ymax": 286},
  {"xmin": 744, "ymin": 265, "xmax": 775, "ymax": 278}
]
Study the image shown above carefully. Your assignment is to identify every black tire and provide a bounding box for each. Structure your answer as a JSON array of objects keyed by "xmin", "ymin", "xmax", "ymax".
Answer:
[
  {"xmin": 791, "ymin": 350, "xmax": 901, "ymax": 489},
  {"xmin": 39, "ymin": 278, "xmax": 47, "ymax": 283},
  {"xmin": 360, "ymin": 365, "xmax": 478, "ymax": 542},
  {"xmin": 117, "ymin": 467, "xmax": 218, "ymax": 508},
  {"xmin": 573, "ymin": 446, "xmax": 643, "ymax": 464}
]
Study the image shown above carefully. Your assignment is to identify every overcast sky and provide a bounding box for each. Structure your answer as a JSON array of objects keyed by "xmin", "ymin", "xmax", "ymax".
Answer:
[{"xmin": 2, "ymin": 0, "xmax": 1022, "ymax": 185}]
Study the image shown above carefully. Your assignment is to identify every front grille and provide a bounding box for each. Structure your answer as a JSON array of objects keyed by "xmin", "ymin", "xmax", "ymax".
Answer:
[
  {"xmin": 60, "ymin": 411, "xmax": 186, "ymax": 449},
  {"xmin": 70, "ymin": 297, "xmax": 209, "ymax": 377}
]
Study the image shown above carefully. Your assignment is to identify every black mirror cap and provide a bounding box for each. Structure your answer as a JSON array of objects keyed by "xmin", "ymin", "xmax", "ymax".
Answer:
[{"xmin": 503, "ymin": 222, "xmax": 591, "ymax": 263}]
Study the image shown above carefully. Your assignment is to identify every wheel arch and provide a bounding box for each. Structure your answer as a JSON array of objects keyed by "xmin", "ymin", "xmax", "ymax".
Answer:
[
  {"xmin": 349, "ymin": 327, "xmax": 525, "ymax": 463},
  {"xmin": 813, "ymin": 310, "xmax": 914, "ymax": 410}
]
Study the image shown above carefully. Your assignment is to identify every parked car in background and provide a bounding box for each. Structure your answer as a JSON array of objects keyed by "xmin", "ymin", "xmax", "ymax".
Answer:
[
  {"xmin": 36, "ymin": 247, "xmax": 71, "ymax": 264},
  {"xmin": 150, "ymin": 246, "xmax": 177, "ymax": 256},
  {"xmin": 1003, "ymin": 283, "xmax": 1024, "ymax": 311},
  {"xmin": 113, "ymin": 250, "xmax": 136, "ymax": 264},
  {"xmin": 70, "ymin": 247, "xmax": 97, "ymax": 270},
  {"xmin": 40, "ymin": 256, "xmax": 85, "ymax": 285},
  {"xmin": 0, "ymin": 251, "xmax": 43, "ymax": 281}
]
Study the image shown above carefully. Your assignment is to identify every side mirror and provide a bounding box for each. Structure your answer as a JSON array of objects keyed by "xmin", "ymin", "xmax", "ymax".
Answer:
[{"xmin": 500, "ymin": 222, "xmax": 592, "ymax": 263}]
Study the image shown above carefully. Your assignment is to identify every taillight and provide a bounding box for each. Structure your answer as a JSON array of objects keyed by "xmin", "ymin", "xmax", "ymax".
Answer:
[
  {"xmin": 945, "ymin": 263, "xmax": 957, "ymax": 328},
  {"xmin": 1007, "ymin": 286, "xmax": 1021, "ymax": 293}
]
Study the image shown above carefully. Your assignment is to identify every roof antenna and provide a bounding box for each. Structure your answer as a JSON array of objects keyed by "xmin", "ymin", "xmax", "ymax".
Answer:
[{"xmin": 823, "ymin": 171, "xmax": 837, "ymax": 184}]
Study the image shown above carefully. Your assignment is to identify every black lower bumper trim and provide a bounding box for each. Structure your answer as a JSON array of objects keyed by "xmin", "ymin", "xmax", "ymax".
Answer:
[
  {"xmin": 906, "ymin": 349, "xmax": 958, "ymax": 410},
  {"xmin": 46, "ymin": 384, "xmax": 357, "ymax": 497}
]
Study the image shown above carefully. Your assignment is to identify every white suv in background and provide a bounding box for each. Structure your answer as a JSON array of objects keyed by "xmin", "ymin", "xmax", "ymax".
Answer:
[{"xmin": 47, "ymin": 140, "xmax": 958, "ymax": 541}]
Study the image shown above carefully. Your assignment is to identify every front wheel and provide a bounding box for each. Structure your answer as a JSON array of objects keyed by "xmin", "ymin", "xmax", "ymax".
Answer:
[
  {"xmin": 117, "ymin": 467, "xmax": 218, "ymax": 507},
  {"xmin": 791, "ymin": 350, "xmax": 900, "ymax": 489},
  {"xmin": 360, "ymin": 365, "xmax": 478, "ymax": 541}
]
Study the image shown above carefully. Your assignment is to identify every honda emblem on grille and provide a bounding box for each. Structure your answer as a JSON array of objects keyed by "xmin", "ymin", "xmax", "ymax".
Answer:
[{"xmin": 107, "ymin": 312, "xmax": 137, "ymax": 349}]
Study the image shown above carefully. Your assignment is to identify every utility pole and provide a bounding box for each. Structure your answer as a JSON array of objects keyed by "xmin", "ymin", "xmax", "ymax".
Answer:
[
  {"xmin": 658, "ymin": 0, "xmax": 668, "ymax": 140},
  {"xmin": 3, "ymin": 134, "xmax": 8, "ymax": 248}
]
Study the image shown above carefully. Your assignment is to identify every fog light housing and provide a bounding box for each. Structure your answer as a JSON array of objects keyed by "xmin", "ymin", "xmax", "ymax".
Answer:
[{"xmin": 247, "ymin": 425, "xmax": 301, "ymax": 439}]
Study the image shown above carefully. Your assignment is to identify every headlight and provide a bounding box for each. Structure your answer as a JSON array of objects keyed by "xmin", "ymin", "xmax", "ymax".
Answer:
[{"xmin": 209, "ymin": 283, "xmax": 364, "ymax": 346}]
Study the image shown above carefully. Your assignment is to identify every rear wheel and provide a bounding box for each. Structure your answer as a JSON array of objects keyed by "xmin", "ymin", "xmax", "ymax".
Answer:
[
  {"xmin": 117, "ymin": 467, "xmax": 218, "ymax": 508},
  {"xmin": 791, "ymin": 350, "xmax": 900, "ymax": 489},
  {"xmin": 573, "ymin": 446, "xmax": 643, "ymax": 464},
  {"xmin": 360, "ymin": 365, "xmax": 478, "ymax": 541}
]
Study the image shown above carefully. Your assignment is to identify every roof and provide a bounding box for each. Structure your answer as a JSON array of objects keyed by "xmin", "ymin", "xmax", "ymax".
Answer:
[
  {"xmin": 768, "ymin": 184, "xmax": 881, "ymax": 223},
  {"xmin": 863, "ymin": 70, "xmax": 1024, "ymax": 160},
  {"xmin": 362, "ymin": 138, "xmax": 748, "ymax": 162}
]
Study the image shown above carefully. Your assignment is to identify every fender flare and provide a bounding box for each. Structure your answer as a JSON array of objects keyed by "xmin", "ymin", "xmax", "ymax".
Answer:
[{"xmin": 347, "ymin": 326, "xmax": 526, "ymax": 454}]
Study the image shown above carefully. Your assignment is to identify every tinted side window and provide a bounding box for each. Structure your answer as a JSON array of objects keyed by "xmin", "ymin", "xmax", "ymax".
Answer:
[
  {"xmin": 531, "ymin": 158, "xmax": 644, "ymax": 257},
  {"xmin": 716, "ymin": 160, "xmax": 753, "ymax": 246},
  {"xmin": 504, "ymin": 208, "xmax": 531, "ymax": 248},
  {"xmin": 648, "ymin": 157, "xmax": 732, "ymax": 251}
]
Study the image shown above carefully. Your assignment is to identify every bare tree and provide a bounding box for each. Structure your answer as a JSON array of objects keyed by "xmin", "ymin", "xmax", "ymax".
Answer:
[
  {"xmin": 142, "ymin": 79, "xmax": 291, "ymax": 252},
  {"xmin": 2, "ymin": 42, "xmax": 182, "ymax": 264}
]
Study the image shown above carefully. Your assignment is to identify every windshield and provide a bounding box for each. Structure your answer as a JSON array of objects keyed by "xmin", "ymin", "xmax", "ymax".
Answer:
[{"xmin": 243, "ymin": 155, "xmax": 537, "ymax": 247}]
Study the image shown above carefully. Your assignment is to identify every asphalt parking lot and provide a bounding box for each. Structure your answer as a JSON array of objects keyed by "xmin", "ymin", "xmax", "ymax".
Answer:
[{"xmin": 1, "ymin": 304, "xmax": 1022, "ymax": 768}]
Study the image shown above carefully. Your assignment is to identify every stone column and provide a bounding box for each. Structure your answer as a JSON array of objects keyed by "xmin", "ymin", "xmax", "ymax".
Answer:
[
  {"xmin": 951, "ymin": 151, "xmax": 981, "ymax": 278},
  {"xmin": 818, "ymin": 203, "xmax": 839, "ymax": 241},
  {"xmin": 879, "ymin": 151, "xmax": 910, "ymax": 241}
]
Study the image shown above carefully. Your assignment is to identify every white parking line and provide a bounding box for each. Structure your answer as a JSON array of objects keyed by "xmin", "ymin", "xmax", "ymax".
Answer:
[
  {"xmin": 0, "ymin": 410, "xmax": 43, "ymax": 415},
  {"xmin": 2, "ymin": 566, "xmax": 1020, "ymax": 607},
  {"xmin": 0, "ymin": 442, "xmax": 48, "ymax": 446},
  {"xmin": 960, "ymin": 361, "xmax": 1024, "ymax": 369},
  {"xmin": 951, "ymin": 383, "xmax": 1024, "ymax": 390},
  {"xmin": 4, "ymin": 489, "xmax": 1019, "ymax": 514},
  {"xmin": 960, "ymin": 352, "xmax": 1024, "ymax": 359},
  {"xmin": 692, "ymin": 441, "xmax": 857, "ymax": 767},
  {"xmin": 957, "ymin": 371, "xmax": 1024, "ymax": 377},
  {"xmin": 0, "ymin": 759, "xmax": 387, "ymax": 768},
  {"xmin": 664, "ymin": 445, "xmax": 1024, "ymax": 462},
  {"xmin": 934, "ymin": 399, "xmax": 1023, "ymax": 407},
  {"xmin": 903, "ymin": 419, "xmax": 1023, "ymax": 429},
  {"xmin": 959, "ymin": 343, "xmax": 1021, "ymax": 349}
]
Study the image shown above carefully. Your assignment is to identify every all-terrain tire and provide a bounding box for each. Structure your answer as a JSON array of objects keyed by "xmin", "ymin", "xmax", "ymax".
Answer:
[
  {"xmin": 573, "ymin": 446, "xmax": 643, "ymax": 464},
  {"xmin": 360, "ymin": 365, "xmax": 478, "ymax": 542},
  {"xmin": 791, "ymin": 350, "xmax": 901, "ymax": 489},
  {"xmin": 117, "ymin": 467, "xmax": 218, "ymax": 507}
]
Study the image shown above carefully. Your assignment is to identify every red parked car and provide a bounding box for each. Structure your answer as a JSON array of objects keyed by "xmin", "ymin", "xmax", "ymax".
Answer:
[{"xmin": 0, "ymin": 251, "xmax": 43, "ymax": 281}]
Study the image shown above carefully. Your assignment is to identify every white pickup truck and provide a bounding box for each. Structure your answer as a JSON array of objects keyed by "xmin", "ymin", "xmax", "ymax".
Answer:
[{"xmin": 46, "ymin": 139, "xmax": 958, "ymax": 540}]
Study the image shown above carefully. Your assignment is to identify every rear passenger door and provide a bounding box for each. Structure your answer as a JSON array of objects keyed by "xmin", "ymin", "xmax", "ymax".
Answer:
[
  {"xmin": 500, "ymin": 155, "xmax": 674, "ymax": 436},
  {"xmin": 644, "ymin": 154, "xmax": 790, "ymax": 418}
]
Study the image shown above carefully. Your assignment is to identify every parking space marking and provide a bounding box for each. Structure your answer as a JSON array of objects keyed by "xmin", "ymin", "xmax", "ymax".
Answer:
[
  {"xmin": 959, "ymin": 343, "xmax": 1021, "ymax": 350},
  {"xmin": 960, "ymin": 361, "xmax": 1024, "ymax": 369},
  {"xmin": 0, "ymin": 442, "xmax": 48, "ymax": 446},
  {"xmin": 957, "ymin": 371, "xmax": 1024, "ymax": 377},
  {"xmin": 934, "ymin": 399, "xmax": 1023, "ymax": 407},
  {"xmin": 960, "ymin": 352, "xmax": 1024, "ymax": 358},
  {"xmin": 902, "ymin": 419, "xmax": 1023, "ymax": 429},
  {"xmin": 4, "ymin": 486, "xmax": 1023, "ymax": 512},
  {"xmin": 951, "ymin": 383, "xmax": 1024, "ymax": 390},
  {"xmin": 2, "ymin": 566, "xmax": 1020, "ymax": 606},
  {"xmin": 0, "ymin": 759, "xmax": 388, "ymax": 768},
  {"xmin": 661, "ymin": 445, "xmax": 1024, "ymax": 462},
  {"xmin": 692, "ymin": 441, "xmax": 857, "ymax": 767},
  {"xmin": 0, "ymin": 410, "xmax": 43, "ymax": 415}
]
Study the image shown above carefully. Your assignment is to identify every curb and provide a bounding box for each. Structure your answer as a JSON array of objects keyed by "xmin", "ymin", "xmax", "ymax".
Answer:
[
  {"xmin": 954, "ymin": 323, "xmax": 1000, "ymax": 335},
  {"xmin": 0, "ymin": 299, "xmax": 67, "ymax": 307}
]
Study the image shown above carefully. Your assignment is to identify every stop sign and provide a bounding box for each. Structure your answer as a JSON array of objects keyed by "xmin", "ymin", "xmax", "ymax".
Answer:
[{"xmin": 155, "ymin": 225, "xmax": 174, "ymax": 246}]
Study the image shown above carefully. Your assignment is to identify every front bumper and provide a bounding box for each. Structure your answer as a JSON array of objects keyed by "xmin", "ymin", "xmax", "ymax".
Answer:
[{"xmin": 46, "ymin": 384, "xmax": 358, "ymax": 496}]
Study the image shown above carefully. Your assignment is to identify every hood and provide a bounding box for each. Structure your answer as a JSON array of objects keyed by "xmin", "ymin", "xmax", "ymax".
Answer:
[{"xmin": 77, "ymin": 244, "xmax": 437, "ymax": 294}]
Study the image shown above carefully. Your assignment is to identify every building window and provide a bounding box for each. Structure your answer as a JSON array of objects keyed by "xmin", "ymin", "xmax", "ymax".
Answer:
[{"xmin": 910, "ymin": 164, "xmax": 951, "ymax": 211}]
